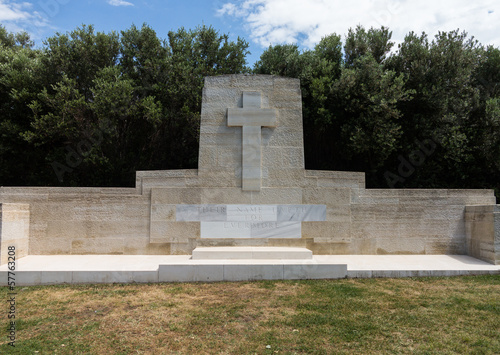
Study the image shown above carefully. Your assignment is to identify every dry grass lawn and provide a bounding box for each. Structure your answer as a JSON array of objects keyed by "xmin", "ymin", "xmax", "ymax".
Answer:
[{"xmin": 1, "ymin": 275, "xmax": 499, "ymax": 354}]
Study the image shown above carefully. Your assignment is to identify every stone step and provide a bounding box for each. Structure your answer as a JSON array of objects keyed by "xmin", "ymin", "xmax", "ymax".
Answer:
[{"xmin": 191, "ymin": 247, "xmax": 313, "ymax": 260}]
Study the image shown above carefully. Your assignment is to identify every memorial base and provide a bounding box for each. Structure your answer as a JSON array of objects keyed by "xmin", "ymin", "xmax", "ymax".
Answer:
[{"xmin": 191, "ymin": 246, "xmax": 313, "ymax": 260}]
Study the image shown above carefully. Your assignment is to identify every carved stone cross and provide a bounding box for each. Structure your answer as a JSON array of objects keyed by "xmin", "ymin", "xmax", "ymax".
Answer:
[{"xmin": 227, "ymin": 92, "xmax": 277, "ymax": 191}]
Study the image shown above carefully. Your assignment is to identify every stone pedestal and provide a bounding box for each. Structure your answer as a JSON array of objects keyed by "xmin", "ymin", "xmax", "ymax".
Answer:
[{"xmin": 191, "ymin": 247, "xmax": 313, "ymax": 260}]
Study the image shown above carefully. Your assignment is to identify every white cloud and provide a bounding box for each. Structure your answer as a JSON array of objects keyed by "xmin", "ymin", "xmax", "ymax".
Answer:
[
  {"xmin": 218, "ymin": 0, "xmax": 500, "ymax": 49},
  {"xmin": 0, "ymin": 1, "xmax": 49, "ymax": 36},
  {"xmin": 107, "ymin": 0, "xmax": 134, "ymax": 6},
  {"xmin": 0, "ymin": 0, "xmax": 30, "ymax": 21}
]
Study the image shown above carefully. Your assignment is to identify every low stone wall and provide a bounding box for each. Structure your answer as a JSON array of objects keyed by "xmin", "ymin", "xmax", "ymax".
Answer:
[
  {"xmin": 347, "ymin": 189, "xmax": 497, "ymax": 256},
  {"xmin": 465, "ymin": 205, "xmax": 500, "ymax": 265},
  {"xmin": 1, "ymin": 184, "xmax": 498, "ymax": 260},
  {"xmin": 0, "ymin": 187, "xmax": 165, "ymax": 257},
  {"xmin": 0, "ymin": 203, "xmax": 29, "ymax": 265}
]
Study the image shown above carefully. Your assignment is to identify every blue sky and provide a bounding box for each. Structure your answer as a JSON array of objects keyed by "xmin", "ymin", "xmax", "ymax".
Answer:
[{"xmin": 1, "ymin": 0, "xmax": 499, "ymax": 67}]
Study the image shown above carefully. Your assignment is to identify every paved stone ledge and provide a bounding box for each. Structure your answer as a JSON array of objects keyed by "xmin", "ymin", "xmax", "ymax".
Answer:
[
  {"xmin": 1, "ymin": 255, "xmax": 498, "ymax": 286},
  {"xmin": 159, "ymin": 262, "xmax": 345, "ymax": 282}
]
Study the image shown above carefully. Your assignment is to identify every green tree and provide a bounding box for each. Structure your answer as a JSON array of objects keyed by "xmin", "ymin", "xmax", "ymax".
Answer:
[
  {"xmin": 300, "ymin": 35, "xmax": 343, "ymax": 169},
  {"xmin": 344, "ymin": 25, "xmax": 393, "ymax": 66},
  {"xmin": 43, "ymin": 25, "xmax": 120, "ymax": 100},
  {"xmin": 385, "ymin": 30, "xmax": 494, "ymax": 190},
  {"xmin": 330, "ymin": 55, "xmax": 411, "ymax": 174},
  {"xmin": 1, "ymin": 24, "xmax": 250, "ymax": 187},
  {"xmin": 471, "ymin": 45, "xmax": 500, "ymax": 196},
  {"xmin": 0, "ymin": 26, "xmax": 48, "ymax": 185},
  {"xmin": 254, "ymin": 44, "xmax": 302, "ymax": 77},
  {"xmin": 24, "ymin": 25, "xmax": 123, "ymax": 185},
  {"xmin": 254, "ymin": 27, "xmax": 411, "ymax": 176},
  {"xmin": 146, "ymin": 25, "xmax": 250, "ymax": 171}
]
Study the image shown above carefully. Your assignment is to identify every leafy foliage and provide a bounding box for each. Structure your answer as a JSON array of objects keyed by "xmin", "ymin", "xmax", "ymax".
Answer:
[
  {"xmin": 0, "ymin": 24, "xmax": 249, "ymax": 186},
  {"xmin": 255, "ymin": 27, "xmax": 500, "ymax": 199}
]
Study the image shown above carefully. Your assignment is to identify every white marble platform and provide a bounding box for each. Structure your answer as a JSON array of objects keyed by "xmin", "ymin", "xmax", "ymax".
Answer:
[
  {"xmin": 191, "ymin": 247, "xmax": 313, "ymax": 260},
  {"xmin": 0, "ymin": 255, "xmax": 498, "ymax": 286}
]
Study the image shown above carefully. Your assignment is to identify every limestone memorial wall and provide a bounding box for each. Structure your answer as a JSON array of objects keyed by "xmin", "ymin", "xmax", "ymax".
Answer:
[{"xmin": 0, "ymin": 75, "xmax": 498, "ymax": 264}]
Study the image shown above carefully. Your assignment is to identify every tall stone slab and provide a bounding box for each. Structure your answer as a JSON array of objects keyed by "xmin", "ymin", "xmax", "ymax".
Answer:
[
  {"xmin": 148, "ymin": 75, "xmax": 333, "ymax": 252},
  {"xmin": 197, "ymin": 75, "xmax": 305, "ymax": 189}
]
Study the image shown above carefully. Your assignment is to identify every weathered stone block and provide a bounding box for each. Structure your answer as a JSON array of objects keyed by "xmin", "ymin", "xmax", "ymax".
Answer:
[
  {"xmin": 151, "ymin": 204, "xmax": 176, "ymax": 221},
  {"xmin": 0, "ymin": 204, "xmax": 29, "ymax": 265},
  {"xmin": 152, "ymin": 188, "xmax": 202, "ymax": 205},
  {"xmin": 150, "ymin": 221, "xmax": 200, "ymax": 243},
  {"xmin": 71, "ymin": 238, "xmax": 125, "ymax": 255},
  {"xmin": 376, "ymin": 238, "xmax": 426, "ymax": 255},
  {"xmin": 303, "ymin": 188, "xmax": 351, "ymax": 206},
  {"xmin": 302, "ymin": 221, "xmax": 351, "ymax": 240},
  {"xmin": 250, "ymin": 188, "xmax": 302, "ymax": 204},
  {"xmin": 201, "ymin": 188, "xmax": 253, "ymax": 204}
]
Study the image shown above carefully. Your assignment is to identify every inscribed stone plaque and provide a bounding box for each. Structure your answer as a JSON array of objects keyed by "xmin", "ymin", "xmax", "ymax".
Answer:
[
  {"xmin": 201, "ymin": 221, "xmax": 302, "ymax": 239},
  {"xmin": 176, "ymin": 204, "xmax": 227, "ymax": 221},
  {"xmin": 175, "ymin": 204, "xmax": 326, "ymax": 239}
]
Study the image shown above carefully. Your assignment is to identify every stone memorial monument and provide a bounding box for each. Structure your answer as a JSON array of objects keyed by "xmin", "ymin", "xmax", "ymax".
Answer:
[{"xmin": 0, "ymin": 75, "xmax": 499, "ymax": 269}]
